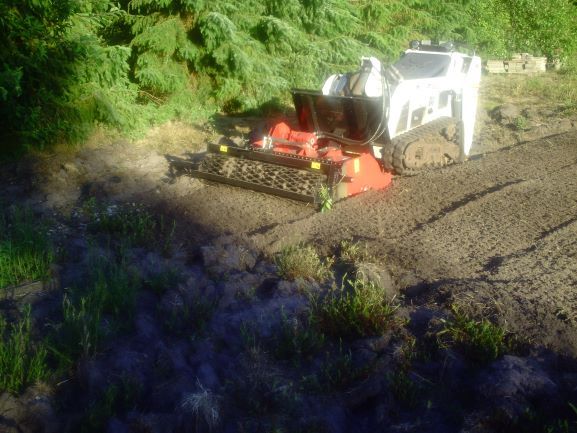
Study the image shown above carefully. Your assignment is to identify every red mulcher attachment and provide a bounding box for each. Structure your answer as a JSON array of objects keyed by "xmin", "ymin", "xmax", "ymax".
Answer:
[
  {"xmin": 253, "ymin": 121, "xmax": 391, "ymax": 200},
  {"xmin": 171, "ymin": 89, "xmax": 392, "ymax": 204}
]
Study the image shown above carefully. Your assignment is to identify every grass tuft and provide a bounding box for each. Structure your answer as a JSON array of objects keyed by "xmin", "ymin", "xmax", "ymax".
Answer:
[
  {"xmin": 0, "ymin": 306, "xmax": 49, "ymax": 394},
  {"xmin": 311, "ymin": 278, "xmax": 398, "ymax": 340},
  {"xmin": 437, "ymin": 305, "xmax": 509, "ymax": 365},
  {"xmin": 82, "ymin": 199, "xmax": 176, "ymax": 252},
  {"xmin": 272, "ymin": 311, "xmax": 326, "ymax": 363},
  {"xmin": 274, "ymin": 244, "xmax": 332, "ymax": 282},
  {"xmin": 0, "ymin": 207, "xmax": 53, "ymax": 288},
  {"xmin": 181, "ymin": 381, "xmax": 222, "ymax": 431}
]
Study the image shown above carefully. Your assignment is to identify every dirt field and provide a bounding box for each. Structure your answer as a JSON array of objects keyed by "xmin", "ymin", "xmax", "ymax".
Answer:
[
  {"xmin": 18, "ymin": 76, "xmax": 575, "ymax": 357},
  {"xmin": 2, "ymin": 74, "xmax": 577, "ymax": 432}
]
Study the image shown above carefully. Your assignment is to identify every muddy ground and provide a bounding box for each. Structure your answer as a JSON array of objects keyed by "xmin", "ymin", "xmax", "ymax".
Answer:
[{"xmin": 1, "ymin": 73, "xmax": 577, "ymax": 432}]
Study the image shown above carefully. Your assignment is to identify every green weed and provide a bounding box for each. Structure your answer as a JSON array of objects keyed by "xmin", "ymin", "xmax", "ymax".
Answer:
[
  {"xmin": 144, "ymin": 267, "xmax": 183, "ymax": 295},
  {"xmin": 0, "ymin": 306, "xmax": 49, "ymax": 394},
  {"xmin": 311, "ymin": 278, "xmax": 398, "ymax": 340},
  {"xmin": 513, "ymin": 115, "xmax": 528, "ymax": 130},
  {"xmin": 83, "ymin": 199, "xmax": 176, "ymax": 252},
  {"xmin": 437, "ymin": 306, "xmax": 509, "ymax": 365},
  {"xmin": 274, "ymin": 244, "xmax": 332, "ymax": 282},
  {"xmin": 312, "ymin": 342, "xmax": 373, "ymax": 392},
  {"xmin": 80, "ymin": 384, "xmax": 119, "ymax": 433},
  {"xmin": 388, "ymin": 369, "xmax": 420, "ymax": 409},
  {"xmin": 338, "ymin": 240, "xmax": 371, "ymax": 265},
  {"xmin": 162, "ymin": 296, "xmax": 217, "ymax": 337},
  {"xmin": 272, "ymin": 312, "xmax": 326, "ymax": 363},
  {"xmin": 0, "ymin": 208, "xmax": 53, "ymax": 288},
  {"xmin": 89, "ymin": 256, "xmax": 141, "ymax": 321},
  {"xmin": 49, "ymin": 255, "xmax": 140, "ymax": 367},
  {"xmin": 318, "ymin": 185, "xmax": 333, "ymax": 213}
]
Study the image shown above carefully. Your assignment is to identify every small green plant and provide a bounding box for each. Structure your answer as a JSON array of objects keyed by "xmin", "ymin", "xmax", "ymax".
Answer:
[
  {"xmin": 272, "ymin": 311, "xmax": 326, "ymax": 363},
  {"xmin": 0, "ymin": 306, "xmax": 49, "ymax": 394},
  {"xmin": 317, "ymin": 342, "xmax": 373, "ymax": 391},
  {"xmin": 0, "ymin": 207, "xmax": 53, "ymax": 288},
  {"xmin": 55, "ymin": 294, "xmax": 103, "ymax": 363},
  {"xmin": 437, "ymin": 306, "xmax": 509, "ymax": 365},
  {"xmin": 49, "ymin": 255, "xmax": 141, "ymax": 367},
  {"xmin": 311, "ymin": 278, "xmax": 398, "ymax": 340},
  {"xmin": 513, "ymin": 115, "xmax": 528, "ymax": 130},
  {"xmin": 83, "ymin": 200, "xmax": 177, "ymax": 252},
  {"xmin": 80, "ymin": 384, "xmax": 119, "ymax": 433},
  {"xmin": 162, "ymin": 296, "xmax": 217, "ymax": 337},
  {"xmin": 89, "ymin": 256, "xmax": 141, "ymax": 322},
  {"xmin": 274, "ymin": 244, "xmax": 332, "ymax": 282},
  {"xmin": 318, "ymin": 185, "xmax": 333, "ymax": 213},
  {"xmin": 338, "ymin": 240, "xmax": 371, "ymax": 265},
  {"xmin": 145, "ymin": 267, "xmax": 183, "ymax": 295},
  {"xmin": 389, "ymin": 369, "xmax": 420, "ymax": 409}
]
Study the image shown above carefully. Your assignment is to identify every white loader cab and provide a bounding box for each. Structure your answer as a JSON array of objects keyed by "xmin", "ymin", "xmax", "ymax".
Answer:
[{"xmin": 322, "ymin": 41, "xmax": 482, "ymax": 173}]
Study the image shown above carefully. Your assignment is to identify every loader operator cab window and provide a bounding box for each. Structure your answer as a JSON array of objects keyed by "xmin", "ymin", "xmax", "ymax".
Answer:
[{"xmin": 390, "ymin": 52, "xmax": 451, "ymax": 81}]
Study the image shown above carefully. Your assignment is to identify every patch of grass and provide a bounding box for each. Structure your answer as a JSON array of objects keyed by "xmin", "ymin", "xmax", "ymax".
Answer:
[
  {"xmin": 274, "ymin": 244, "xmax": 332, "ymax": 282},
  {"xmin": 388, "ymin": 369, "xmax": 420, "ymax": 409},
  {"xmin": 272, "ymin": 311, "xmax": 326, "ymax": 363},
  {"xmin": 0, "ymin": 207, "xmax": 53, "ymax": 288},
  {"xmin": 437, "ymin": 306, "xmax": 509, "ymax": 365},
  {"xmin": 0, "ymin": 306, "xmax": 49, "ymax": 394},
  {"xmin": 482, "ymin": 71, "xmax": 577, "ymax": 115},
  {"xmin": 89, "ymin": 255, "xmax": 141, "ymax": 321},
  {"xmin": 513, "ymin": 115, "xmax": 529, "ymax": 130},
  {"xmin": 144, "ymin": 267, "xmax": 183, "ymax": 295},
  {"xmin": 311, "ymin": 278, "xmax": 399, "ymax": 340},
  {"xmin": 338, "ymin": 239, "xmax": 371, "ymax": 265},
  {"xmin": 231, "ymin": 347, "xmax": 298, "ymax": 418},
  {"xmin": 49, "ymin": 255, "xmax": 141, "ymax": 366},
  {"xmin": 82, "ymin": 199, "xmax": 176, "ymax": 253},
  {"xmin": 305, "ymin": 342, "xmax": 373, "ymax": 392},
  {"xmin": 162, "ymin": 296, "xmax": 217, "ymax": 337},
  {"xmin": 80, "ymin": 384, "xmax": 119, "ymax": 433}
]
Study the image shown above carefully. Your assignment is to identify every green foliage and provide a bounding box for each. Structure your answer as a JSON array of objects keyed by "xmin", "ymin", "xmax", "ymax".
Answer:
[
  {"xmin": 83, "ymin": 199, "xmax": 176, "ymax": 252},
  {"xmin": 311, "ymin": 277, "xmax": 398, "ymax": 340},
  {"xmin": 0, "ymin": 207, "xmax": 53, "ymax": 288},
  {"xmin": 272, "ymin": 312, "xmax": 326, "ymax": 362},
  {"xmin": 3, "ymin": 0, "xmax": 577, "ymax": 152},
  {"xmin": 50, "ymin": 254, "xmax": 141, "ymax": 365},
  {"xmin": 0, "ymin": 306, "xmax": 49, "ymax": 394},
  {"xmin": 438, "ymin": 306, "xmax": 509, "ymax": 365},
  {"xmin": 274, "ymin": 244, "xmax": 332, "ymax": 282}
]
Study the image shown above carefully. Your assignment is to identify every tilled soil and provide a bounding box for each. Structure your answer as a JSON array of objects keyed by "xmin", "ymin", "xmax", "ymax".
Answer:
[
  {"xmin": 251, "ymin": 131, "xmax": 577, "ymax": 356},
  {"xmin": 2, "ymin": 80, "xmax": 577, "ymax": 432},
  {"xmin": 5, "ymin": 108, "xmax": 577, "ymax": 358}
]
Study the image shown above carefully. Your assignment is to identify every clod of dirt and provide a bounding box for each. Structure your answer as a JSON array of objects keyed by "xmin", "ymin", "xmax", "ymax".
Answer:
[
  {"xmin": 354, "ymin": 262, "xmax": 397, "ymax": 301},
  {"xmin": 476, "ymin": 355, "xmax": 559, "ymax": 420},
  {"xmin": 0, "ymin": 386, "xmax": 59, "ymax": 433},
  {"xmin": 490, "ymin": 103, "xmax": 522, "ymax": 126},
  {"xmin": 200, "ymin": 236, "xmax": 257, "ymax": 275}
]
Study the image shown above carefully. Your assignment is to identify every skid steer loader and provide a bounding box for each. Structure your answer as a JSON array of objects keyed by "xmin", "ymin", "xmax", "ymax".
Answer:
[{"xmin": 171, "ymin": 41, "xmax": 481, "ymax": 203}]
